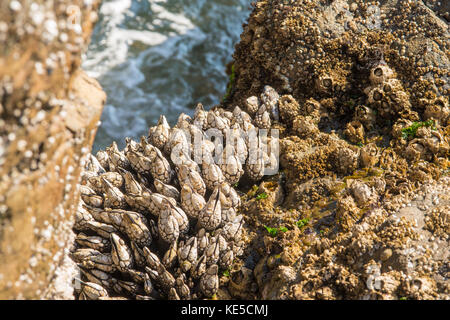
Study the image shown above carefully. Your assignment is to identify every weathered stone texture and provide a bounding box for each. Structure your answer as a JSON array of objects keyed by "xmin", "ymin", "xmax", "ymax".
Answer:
[{"xmin": 0, "ymin": 0, "xmax": 104, "ymax": 299}]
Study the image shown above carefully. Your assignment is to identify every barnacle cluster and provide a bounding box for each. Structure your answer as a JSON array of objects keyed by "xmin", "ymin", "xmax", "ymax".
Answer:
[
  {"xmin": 424, "ymin": 205, "xmax": 450, "ymax": 239},
  {"xmin": 71, "ymin": 87, "xmax": 281, "ymax": 300}
]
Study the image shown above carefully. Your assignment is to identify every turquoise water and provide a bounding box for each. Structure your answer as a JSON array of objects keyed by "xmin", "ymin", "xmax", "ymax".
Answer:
[{"xmin": 83, "ymin": 0, "xmax": 252, "ymax": 152}]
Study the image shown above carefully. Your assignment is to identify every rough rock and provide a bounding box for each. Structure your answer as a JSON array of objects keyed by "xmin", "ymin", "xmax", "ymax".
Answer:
[
  {"xmin": 224, "ymin": 0, "xmax": 449, "ymax": 300},
  {"xmin": 231, "ymin": 0, "xmax": 449, "ymax": 108},
  {"xmin": 0, "ymin": 0, "xmax": 104, "ymax": 299}
]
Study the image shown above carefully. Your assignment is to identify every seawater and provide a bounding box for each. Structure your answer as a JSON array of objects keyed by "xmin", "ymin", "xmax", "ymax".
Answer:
[{"xmin": 82, "ymin": 0, "xmax": 252, "ymax": 152}]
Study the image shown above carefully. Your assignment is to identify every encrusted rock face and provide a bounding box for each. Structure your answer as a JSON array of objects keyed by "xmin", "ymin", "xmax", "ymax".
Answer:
[
  {"xmin": 231, "ymin": 0, "xmax": 448, "ymax": 109},
  {"xmin": 222, "ymin": 0, "xmax": 449, "ymax": 300},
  {"xmin": 0, "ymin": 0, "xmax": 104, "ymax": 299}
]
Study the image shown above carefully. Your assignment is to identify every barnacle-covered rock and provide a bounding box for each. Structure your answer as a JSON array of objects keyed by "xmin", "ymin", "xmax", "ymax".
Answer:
[
  {"xmin": 260, "ymin": 85, "xmax": 280, "ymax": 121},
  {"xmin": 334, "ymin": 147, "xmax": 359, "ymax": 175},
  {"xmin": 75, "ymin": 233, "xmax": 111, "ymax": 253},
  {"xmin": 199, "ymin": 189, "xmax": 222, "ymax": 231},
  {"xmin": 344, "ymin": 121, "xmax": 365, "ymax": 145},
  {"xmin": 96, "ymin": 150, "xmax": 110, "ymax": 171},
  {"xmin": 423, "ymin": 131, "xmax": 449, "ymax": 155},
  {"xmin": 424, "ymin": 205, "xmax": 450, "ymax": 238},
  {"xmin": 314, "ymin": 73, "xmax": 334, "ymax": 94},
  {"xmin": 228, "ymin": 266, "xmax": 255, "ymax": 299},
  {"xmin": 369, "ymin": 64, "xmax": 394, "ymax": 85},
  {"xmin": 71, "ymin": 248, "xmax": 115, "ymax": 273},
  {"xmin": 350, "ymin": 181, "xmax": 374, "ymax": 207},
  {"xmin": 335, "ymin": 196, "xmax": 361, "ymax": 231},
  {"xmin": 301, "ymin": 98, "xmax": 321, "ymax": 117},
  {"xmin": 110, "ymin": 233, "xmax": 134, "ymax": 273},
  {"xmin": 360, "ymin": 143, "xmax": 380, "ymax": 168},
  {"xmin": 205, "ymin": 111, "xmax": 230, "ymax": 135},
  {"xmin": 400, "ymin": 123, "xmax": 449, "ymax": 162},
  {"xmin": 154, "ymin": 179, "xmax": 180, "ymax": 201},
  {"xmin": 107, "ymin": 141, "xmax": 131, "ymax": 171},
  {"xmin": 193, "ymin": 103, "xmax": 208, "ymax": 129},
  {"xmin": 219, "ymin": 145, "xmax": 244, "ymax": 185},
  {"xmin": 278, "ymin": 95, "xmax": 299, "ymax": 125},
  {"xmin": 180, "ymin": 184, "xmax": 206, "ymax": 219},
  {"xmin": 178, "ymin": 237, "xmax": 198, "ymax": 272},
  {"xmin": 200, "ymin": 265, "xmax": 219, "ymax": 298},
  {"xmin": 405, "ymin": 140, "xmax": 427, "ymax": 161},
  {"xmin": 366, "ymin": 78, "xmax": 417, "ymax": 120},
  {"xmin": 423, "ymin": 97, "xmax": 449, "ymax": 125},
  {"xmin": 292, "ymin": 115, "xmax": 319, "ymax": 138},
  {"xmin": 177, "ymin": 164, "xmax": 206, "ymax": 196},
  {"xmin": 221, "ymin": 0, "xmax": 449, "ymax": 301},
  {"xmin": 79, "ymin": 282, "xmax": 109, "ymax": 300},
  {"xmin": 119, "ymin": 168, "xmax": 143, "ymax": 195},
  {"xmin": 354, "ymin": 105, "xmax": 377, "ymax": 131},
  {"xmin": 158, "ymin": 205, "xmax": 180, "ymax": 244},
  {"xmin": 245, "ymin": 96, "xmax": 260, "ymax": 115},
  {"xmin": 254, "ymin": 104, "xmax": 271, "ymax": 129},
  {"xmin": 80, "ymin": 185, "xmax": 104, "ymax": 208},
  {"xmin": 162, "ymin": 241, "xmax": 178, "ymax": 269},
  {"xmin": 148, "ymin": 115, "xmax": 170, "ymax": 150},
  {"xmin": 202, "ymin": 161, "xmax": 226, "ymax": 191}
]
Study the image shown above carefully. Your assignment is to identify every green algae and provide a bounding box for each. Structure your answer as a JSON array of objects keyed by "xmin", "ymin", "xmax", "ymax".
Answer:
[{"xmin": 401, "ymin": 120, "xmax": 436, "ymax": 140}]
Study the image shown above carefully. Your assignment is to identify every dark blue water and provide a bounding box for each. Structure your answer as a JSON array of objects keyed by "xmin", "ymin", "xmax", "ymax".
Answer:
[{"xmin": 82, "ymin": 0, "xmax": 252, "ymax": 152}]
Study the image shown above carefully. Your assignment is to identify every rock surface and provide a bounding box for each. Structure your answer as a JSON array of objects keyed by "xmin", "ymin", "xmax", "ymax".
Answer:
[
  {"xmin": 223, "ymin": 0, "xmax": 449, "ymax": 300},
  {"xmin": 0, "ymin": 0, "xmax": 104, "ymax": 299},
  {"xmin": 231, "ymin": 0, "xmax": 449, "ymax": 107}
]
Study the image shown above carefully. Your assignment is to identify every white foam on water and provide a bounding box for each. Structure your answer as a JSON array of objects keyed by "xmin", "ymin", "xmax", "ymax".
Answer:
[
  {"xmin": 84, "ymin": 0, "xmax": 252, "ymax": 152},
  {"xmin": 150, "ymin": 1, "xmax": 195, "ymax": 34},
  {"xmin": 100, "ymin": 103, "xmax": 148, "ymax": 140},
  {"xmin": 83, "ymin": 0, "xmax": 196, "ymax": 78},
  {"xmin": 83, "ymin": 0, "xmax": 132, "ymax": 77}
]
